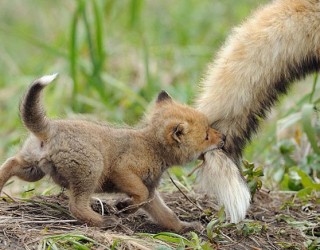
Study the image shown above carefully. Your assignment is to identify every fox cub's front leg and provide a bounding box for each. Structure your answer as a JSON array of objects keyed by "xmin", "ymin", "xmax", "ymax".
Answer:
[
  {"xmin": 113, "ymin": 171, "xmax": 150, "ymax": 214},
  {"xmin": 143, "ymin": 191, "xmax": 203, "ymax": 233}
]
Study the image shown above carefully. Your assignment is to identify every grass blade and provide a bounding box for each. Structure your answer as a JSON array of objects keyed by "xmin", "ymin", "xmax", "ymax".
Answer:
[
  {"xmin": 309, "ymin": 72, "xmax": 319, "ymax": 103},
  {"xmin": 70, "ymin": 0, "xmax": 86, "ymax": 110},
  {"xmin": 0, "ymin": 25, "xmax": 67, "ymax": 58},
  {"xmin": 92, "ymin": 0, "xmax": 105, "ymax": 66},
  {"xmin": 301, "ymin": 103, "xmax": 320, "ymax": 154}
]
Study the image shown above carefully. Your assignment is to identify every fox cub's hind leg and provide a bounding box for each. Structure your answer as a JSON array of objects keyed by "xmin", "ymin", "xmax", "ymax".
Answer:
[
  {"xmin": 56, "ymin": 150, "xmax": 117, "ymax": 227},
  {"xmin": 68, "ymin": 186, "xmax": 105, "ymax": 226},
  {"xmin": 0, "ymin": 156, "xmax": 45, "ymax": 193},
  {"xmin": 68, "ymin": 181, "xmax": 119, "ymax": 227}
]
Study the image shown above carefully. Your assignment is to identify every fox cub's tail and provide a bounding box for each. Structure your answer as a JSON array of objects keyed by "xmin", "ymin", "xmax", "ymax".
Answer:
[{"xmin": 20, "ymin": 74, "xmax": 58, "ymax": 141}]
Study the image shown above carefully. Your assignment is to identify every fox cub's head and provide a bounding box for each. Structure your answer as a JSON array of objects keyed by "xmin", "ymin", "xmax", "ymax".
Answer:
[{"xmin": 149, "ymin": 91, "xmax": 225, "ymax": 164}]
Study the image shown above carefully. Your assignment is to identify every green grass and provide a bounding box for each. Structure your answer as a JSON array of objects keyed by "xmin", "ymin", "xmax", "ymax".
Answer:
[
  {"xmin": 0, "ymin": 0, "xmax": 265, "ymax": 164},
  {"xmin": 39, "ymin": 233, "xmax": 108, "ymax": 250},
  {"xmin": 0, "ymin": 0, "xmax": 265, "ymax": 120}
]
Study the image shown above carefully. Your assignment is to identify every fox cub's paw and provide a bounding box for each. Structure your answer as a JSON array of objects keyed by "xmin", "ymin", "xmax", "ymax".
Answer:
[
  {"xmin": 115, "ymin": 198, "xmax": 139, "ymax": 214},
  {"xmin": 101, "ymin": 215, "xmax": 120, "ymax": 228},
  {"xmin": 179, "ymin": 221, "xmax": 203, "ymax": 234}
]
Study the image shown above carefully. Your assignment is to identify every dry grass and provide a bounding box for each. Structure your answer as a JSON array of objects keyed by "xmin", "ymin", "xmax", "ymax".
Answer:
[{"xmin": 1, "ymin": 189, "xmax": 318, "ymax": 249}]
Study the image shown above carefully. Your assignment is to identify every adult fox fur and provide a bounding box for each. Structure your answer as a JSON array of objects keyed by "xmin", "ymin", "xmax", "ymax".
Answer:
[
  {"xmin": 0, "ymin": 74, "xmax": 225, "ymax": 233},
  {"xmin": 195, "ymin": 0, "xmax": 320, "ymax": 223}
]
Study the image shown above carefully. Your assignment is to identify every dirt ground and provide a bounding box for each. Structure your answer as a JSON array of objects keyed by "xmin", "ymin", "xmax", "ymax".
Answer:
[{"xmin": 0, "ymin": 189, "xmax": 319, "ymax": 250}]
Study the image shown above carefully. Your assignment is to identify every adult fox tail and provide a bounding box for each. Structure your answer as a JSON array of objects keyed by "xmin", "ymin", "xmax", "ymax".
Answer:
[
  {"xmin": 20, "ymin": 74, "xmax": 58, "ymax": 141},
  {"xmin": 195, "ymin": 0, "xmax": 320, "ymax": 223}
]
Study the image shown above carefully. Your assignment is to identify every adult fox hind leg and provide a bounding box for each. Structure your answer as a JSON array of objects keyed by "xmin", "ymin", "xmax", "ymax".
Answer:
[{"xmin": 195, "ymin": 0, "xmax": 320, "ymax": 223}]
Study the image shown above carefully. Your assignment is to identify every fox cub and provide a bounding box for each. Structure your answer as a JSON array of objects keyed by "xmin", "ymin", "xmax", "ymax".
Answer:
[{"xmin": 0, "ymin": 74, "xmax": 225, "ymax": 233}]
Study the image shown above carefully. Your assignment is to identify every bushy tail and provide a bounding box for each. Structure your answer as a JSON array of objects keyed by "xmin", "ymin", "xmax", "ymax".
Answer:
[
  {"xmin": 20, "ymin": 74, "xmax": 58, "ymax": 140},
  {"xmin": 196, "ymin": 0, "xmax": 320, "ymax": 164},
  {"xmin": 194, "ymin": 0, "xmax": 320, "ymax": 223}
]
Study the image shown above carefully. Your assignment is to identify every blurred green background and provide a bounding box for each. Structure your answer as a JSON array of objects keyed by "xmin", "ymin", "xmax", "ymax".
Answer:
[{"xmin": 1, "ymin": 0, "xmax": 319, "ymax": 197}]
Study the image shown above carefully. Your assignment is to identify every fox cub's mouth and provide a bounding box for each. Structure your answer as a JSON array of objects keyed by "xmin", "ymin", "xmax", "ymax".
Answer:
[
  {"xmin": 198, "ymin": 141, "xmax": 224, "ymax": 160},
  {"xmin": 203, "ymin": 140, "xmax": 224, "ymax": 154},
  {"xmin": 204, "ymin": 135, "xmax": 225, "ymax": 154}
]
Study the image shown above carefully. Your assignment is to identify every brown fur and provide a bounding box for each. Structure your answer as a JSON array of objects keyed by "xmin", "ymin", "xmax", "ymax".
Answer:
[{"xmin": 0, "ymin": 74, "xmax": 225, "ymax": 233}]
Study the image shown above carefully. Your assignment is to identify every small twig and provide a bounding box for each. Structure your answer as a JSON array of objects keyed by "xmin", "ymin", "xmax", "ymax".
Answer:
[
  {"xmin": 2, "ymin": 192, "xmax": 17, "ymax": 202},
  {"xmin": 21, "ymin": 219, "xmax": 77, "ymax": 224},
  {"xmin": 25, "ymin": 236, "xmax": 46, "ymax": 247},
  {"xmin": 187, "ymin": 161, "xmax": 204, "ymax": 177},
  {"xmin": 3, "ymin": 228, "xmax": 10, "ymax": 244},
  {"xmin": 220, "ymin": 231, "xmax": 236, "ymax": 243},
  {"xmin": 222, "ymin": 236, "xmax": 245, "ymax": 248},
  {"xmin": 168, "ymin": 172, "xmax": 203, "ymax": 212},
  {"xmin": 249, "ymin": 235, "xmax": 261, "ymax": 247},
  {"xmin": 260, "ymin": 188, "xmax": 271, "ymax": 194},
  {"xmin": 310, "ymin": 223, "xmax": 320, "ymax": 237},
  {"xmin": 247, "ymin": 246, "xmax": 262, "ymax": 250},
  {"xmin": 269, "ymin": 190, "xmax": 297, "ymax": 194},
  {"xmin": 266, "ymin": 233, "xmax": 277, "ymax": 249},
  {"xmin": 92, "ymin": 196, "xmax": 105, "ymax": 216},
  {"xmin": 116, "ymin": 197, "xmax": 154, "ymax": 215},
  {"xmin": 19, "ymin": 198, "xmax": 71, "ymax": 215}
]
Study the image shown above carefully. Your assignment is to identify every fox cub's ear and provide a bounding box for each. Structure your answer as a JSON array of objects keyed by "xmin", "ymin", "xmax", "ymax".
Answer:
[
  {"xmin": 156, "ymin": 90, "xmax": 172, "ymax": 103},
  {"xmin": 172, "ymin": 123, "xmax": 188, "ymax": 143}
]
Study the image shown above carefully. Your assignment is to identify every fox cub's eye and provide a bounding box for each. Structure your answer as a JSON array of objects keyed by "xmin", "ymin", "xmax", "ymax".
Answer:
[{"xmin": 205, "ymin": 132, "xmax": 209, "ymax": 140}]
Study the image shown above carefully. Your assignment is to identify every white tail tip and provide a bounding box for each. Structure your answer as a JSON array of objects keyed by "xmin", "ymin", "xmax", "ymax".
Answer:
[
  {"xmin": 37, "ymin": 73, "xmax": 59, "ymax": 85},
  {"xmin": 198, "ymin": 150, "xmax": 251, "ymax": 223}
]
